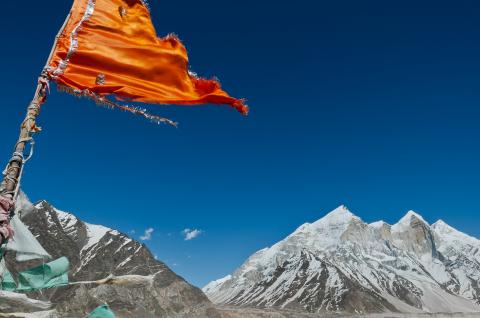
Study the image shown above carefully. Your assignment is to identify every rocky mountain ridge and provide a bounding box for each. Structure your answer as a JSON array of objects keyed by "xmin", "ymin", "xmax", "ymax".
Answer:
[
  {"xmin": 203, "ymin": 206, "xmax": 480, "ymax": 314},
  {"xmin": 2, "ymin": 194, "xmax": 219, "ymax": 318}
]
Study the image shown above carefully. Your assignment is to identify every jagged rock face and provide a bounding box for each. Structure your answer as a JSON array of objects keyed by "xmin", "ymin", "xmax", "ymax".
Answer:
[
  {"xmin": 432, "ymin": 220, "xmax": 480, "ymax": 305},
  {"xmin": 391, "ymin": 212, "xmax": 438, "ymax": 258},
  {"xmin": 4, "ymin": 198, "xmax": 219, "ymax": 318},
  {"xmin": 203, "ymin": 206, "xmax": 480, "ymax": 315}
]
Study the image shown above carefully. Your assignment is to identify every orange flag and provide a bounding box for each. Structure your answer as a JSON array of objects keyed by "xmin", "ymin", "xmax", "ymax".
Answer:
[{"xmin": 45, "ymin": 0, "xmax": 248, "ymax": 124}]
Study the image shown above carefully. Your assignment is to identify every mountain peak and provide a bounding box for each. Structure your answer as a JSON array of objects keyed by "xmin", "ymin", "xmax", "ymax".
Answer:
[
  {"xmin": 432, "ymin": 219, "xmax": 448, "ymax": 229},
  {"xmin": 397, "ymin": 210, "xmax": 428, "ymax": 226},
  {"xmin": 432, "ymin": 219, "xmax": 464, "ymax": 236},
  {"xmin": 316, "ymin": 205, "xmax": 356, "ymax": 223},
  {"xmin": 432, "ymin": 219, "xmax": 479, "ymax": 245},
  {"xmin": 286, "ymin": 205, "xmax": 361, "ymax": 250},
  {"xmin": 34, "ymin": 200, "xmax": 52, "ymax": 211}
]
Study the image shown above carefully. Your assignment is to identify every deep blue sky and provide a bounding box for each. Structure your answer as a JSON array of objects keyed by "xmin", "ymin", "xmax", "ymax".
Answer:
[{"xmin": 1, "ymin": 1, "xmax": 480, "ymax": 287}]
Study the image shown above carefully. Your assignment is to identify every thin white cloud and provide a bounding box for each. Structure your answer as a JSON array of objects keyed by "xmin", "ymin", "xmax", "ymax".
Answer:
[
  {"xmin": 140, "ymin": 228, "xmax": 154, "ymax": 241},
  {"xmin": 182, "ymin": 228, "xmax": 203, "ymax": 241}
]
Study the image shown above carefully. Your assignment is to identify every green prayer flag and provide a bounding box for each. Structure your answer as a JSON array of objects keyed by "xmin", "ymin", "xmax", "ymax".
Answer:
[
  {"xmin": 1, "ymin": 270, "xmax": 16, "ymax": 291},
  {"xmin": 16, "ymin": 256, "xmax": 69, "ymax": 292},
  {"xmin": 86, "ymin": 305, "xmax": 117, "ymax": 318}
]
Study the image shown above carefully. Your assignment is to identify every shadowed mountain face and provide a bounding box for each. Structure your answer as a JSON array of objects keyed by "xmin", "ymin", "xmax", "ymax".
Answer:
[
  {"xmin": 3, "ymin": 195, "xmax": 220, "ymax": 318},
  {"xmin": 203, "ymin": 206, "xmax": 480, "ymax": 315}
]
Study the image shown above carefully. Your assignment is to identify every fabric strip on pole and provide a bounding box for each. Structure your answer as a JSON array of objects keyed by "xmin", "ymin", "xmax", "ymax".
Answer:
[{"xmin": 0, "ymin": 195, "xmax": 14, "ymax": 241}]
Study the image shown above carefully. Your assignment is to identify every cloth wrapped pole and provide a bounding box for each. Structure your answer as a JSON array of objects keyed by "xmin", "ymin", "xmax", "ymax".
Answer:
[
  {"xmin": 0, "ymin": 75, "xmax": 48, "ymax": 247},
  {"xmin": 0, "ymin": 195, "xmax": 14, "ymax": 241}
]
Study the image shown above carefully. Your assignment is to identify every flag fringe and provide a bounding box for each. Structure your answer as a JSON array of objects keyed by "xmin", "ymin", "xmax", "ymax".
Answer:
[
  {"xmin": 57, "ymin": 85, "xmax": 178, "ymax": 127},
  {"xmin": 140, "ymin": 0, "xmax": 151, "ymax": 12}
]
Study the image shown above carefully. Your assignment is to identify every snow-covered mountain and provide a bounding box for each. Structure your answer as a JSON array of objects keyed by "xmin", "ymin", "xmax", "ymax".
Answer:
[
  {"xmin": 203, "ymin": 205, "xmax": 480, "ymax": 314},
  {"xmin": 3, "ymin": 194, "xmax": 218, "ymax": 318}
]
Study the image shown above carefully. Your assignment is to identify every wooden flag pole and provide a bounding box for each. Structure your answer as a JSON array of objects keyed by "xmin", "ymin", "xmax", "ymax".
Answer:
[
  {"xmin": 0, "ymin": 72, "xmax": 49, "ymax": 246},
  {"xmin": 0, "ymin": 13, "xmax": 70, "ymax": 248},
  {"xmin": 0, "ymin": 73, "xmax": 48, "ymax": 196}
]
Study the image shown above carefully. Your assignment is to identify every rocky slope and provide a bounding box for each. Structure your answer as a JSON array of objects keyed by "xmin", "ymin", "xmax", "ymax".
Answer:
[
  {"xmin": 203, "ymin": 206, "xmax": 480, "ymax": 315},
  {"xmin": 2, "ymin": 194, "xmax": 220, "ymax": 318}
]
